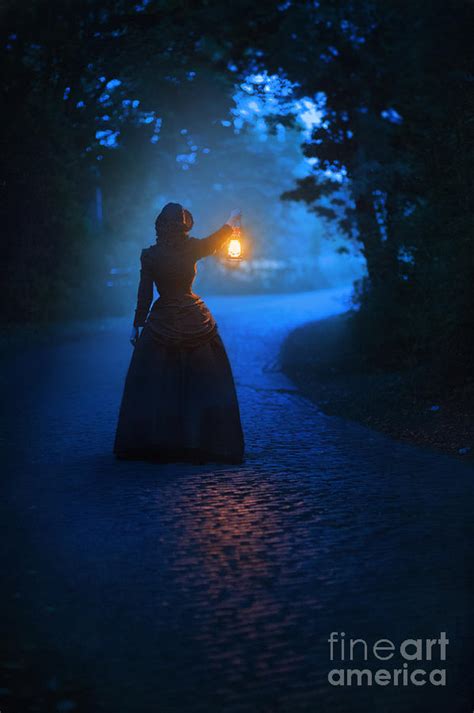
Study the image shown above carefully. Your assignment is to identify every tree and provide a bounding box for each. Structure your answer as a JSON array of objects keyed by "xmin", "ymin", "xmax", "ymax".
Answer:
[
  {"xmin": 234, "ymin": 0, "xmax": 474, "ymax": 365},
  {"xmin": 3, "ymin": 0, "xmax": 473, "ymax": 377}
]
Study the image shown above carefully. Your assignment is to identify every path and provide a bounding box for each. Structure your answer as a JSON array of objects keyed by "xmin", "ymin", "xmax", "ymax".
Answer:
[{"xmin": 1, "ymin": 289, "xmax": 473, "ymax": 713}]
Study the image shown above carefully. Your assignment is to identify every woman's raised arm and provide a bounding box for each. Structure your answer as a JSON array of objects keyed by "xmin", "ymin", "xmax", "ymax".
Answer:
[{"xmin": 192, "ymin": 209, "xmax": 242, "ymax": 260}]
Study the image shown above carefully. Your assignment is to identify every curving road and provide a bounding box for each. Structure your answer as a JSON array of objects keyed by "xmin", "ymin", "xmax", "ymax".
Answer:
[{"xmin": 1, "ymin": 288, "xmax": 473, "ymax": 713}]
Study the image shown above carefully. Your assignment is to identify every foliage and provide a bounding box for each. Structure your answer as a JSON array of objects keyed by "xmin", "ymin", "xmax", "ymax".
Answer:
[
  {"xmin": 1, "ymin": 0, "xmax": 473, "ymax": 375},
  {"xmin": 240, "ymin": 0, "xmax": 474, "ymax": 368},
  {"xmin": 0, "ymin": 0, "xmax": 235, "ymax": 319}
]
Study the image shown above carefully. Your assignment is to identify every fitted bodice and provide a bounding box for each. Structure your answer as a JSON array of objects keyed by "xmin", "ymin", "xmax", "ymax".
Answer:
[
  {"xmin": 133, "ymin": 230, "xmax": 233, "ymax": 347},
  {"xmin": 148, "ymin": 242, "xmax": 198, "ymax": 299},
  {"xmin": 133, "ymin": 225, "xmax": 233, "ymax": 343}
]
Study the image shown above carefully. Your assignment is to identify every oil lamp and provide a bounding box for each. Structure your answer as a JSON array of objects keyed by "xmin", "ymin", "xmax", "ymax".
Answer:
[{"xmin": 227, "ymin": 224, "xmax": 243, "ymax": 263}]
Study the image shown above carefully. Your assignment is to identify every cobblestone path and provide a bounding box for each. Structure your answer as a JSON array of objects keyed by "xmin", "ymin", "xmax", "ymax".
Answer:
[{"xmin": 1, "ymin": 289, "xmax": 473, "ymax": 713}]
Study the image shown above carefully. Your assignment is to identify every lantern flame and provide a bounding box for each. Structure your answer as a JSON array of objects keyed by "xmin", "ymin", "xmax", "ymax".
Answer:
[{"xmin": 228, "ymin": 238, "xmax": 242, "ymax": 259}]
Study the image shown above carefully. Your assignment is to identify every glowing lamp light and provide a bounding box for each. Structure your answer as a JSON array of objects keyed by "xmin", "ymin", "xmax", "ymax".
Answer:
[
  {"xmin": 228, "ymin": 238, "xmax": 242, "ymax": 259},
  {"xmin": 227, "ymin": 227, "xmax": 243, "ymax": 262}
]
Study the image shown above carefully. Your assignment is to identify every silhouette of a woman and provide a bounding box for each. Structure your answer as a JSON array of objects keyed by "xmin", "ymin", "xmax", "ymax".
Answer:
[{"xmin": 114, "ymin": 203, "xmax": 244, "ymax": 464}]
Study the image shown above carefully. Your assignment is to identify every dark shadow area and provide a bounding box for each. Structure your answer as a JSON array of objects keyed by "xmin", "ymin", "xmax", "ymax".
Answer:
[{"xmin": 281, "ymin": 313, "xmax": 474, "ymax": 457}]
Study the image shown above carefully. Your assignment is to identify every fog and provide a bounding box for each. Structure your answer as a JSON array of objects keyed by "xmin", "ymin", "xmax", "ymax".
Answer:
[{"xmin": 93, "ymin": 69, "xmax": 365, "ymax": 315}]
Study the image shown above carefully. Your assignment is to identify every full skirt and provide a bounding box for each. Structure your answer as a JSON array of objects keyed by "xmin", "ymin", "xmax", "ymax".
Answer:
[{"xmin": 114, "ymin": 326, "xmax": 244, "ymax": 463}]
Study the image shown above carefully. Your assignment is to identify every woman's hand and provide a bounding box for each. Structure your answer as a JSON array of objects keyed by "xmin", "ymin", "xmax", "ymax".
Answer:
[
  {"xmin": 225, "ymin": 209, "xmax": 242, "ymax": 228},
  {"xmin": 130, "ymin": 326, "xmax": 140, "ymax": 347}
]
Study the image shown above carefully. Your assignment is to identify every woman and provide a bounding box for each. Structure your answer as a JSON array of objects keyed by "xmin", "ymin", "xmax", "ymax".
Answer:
[{"xmin": 114, "ymin": 202, "xmax": 244, "ymax": 464}]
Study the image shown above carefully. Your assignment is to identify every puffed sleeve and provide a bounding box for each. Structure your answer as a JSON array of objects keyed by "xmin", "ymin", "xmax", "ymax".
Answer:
[
  {"xmin": 191, "ymin": 224, "xmax": 233, "ymax": 261},
  {"xmin": 133, "ymin": 249, "xmax": 154, "ymax": 328}
]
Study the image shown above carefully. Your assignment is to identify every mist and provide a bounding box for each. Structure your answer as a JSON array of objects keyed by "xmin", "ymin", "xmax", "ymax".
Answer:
[{"xmin": 93, "ymin": 69, "xmax": 364, "ymax": 317}]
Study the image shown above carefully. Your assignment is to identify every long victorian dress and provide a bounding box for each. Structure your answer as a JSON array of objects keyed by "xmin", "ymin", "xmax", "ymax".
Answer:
[{"xmin": 114, "ymin": 212, "xmax": 244, "ymax": 464}]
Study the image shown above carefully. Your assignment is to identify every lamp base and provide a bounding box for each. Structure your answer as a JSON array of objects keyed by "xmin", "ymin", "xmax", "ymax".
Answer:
[{"xmin": 226, "ymin": 257, "xmax": 243, "ymax": 268}]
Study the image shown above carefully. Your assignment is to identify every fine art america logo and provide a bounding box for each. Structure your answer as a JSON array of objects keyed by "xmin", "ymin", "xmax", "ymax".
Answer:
[{"xmin": 327, "ymin": 632, "xmax": 449, "ymax": 687}]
